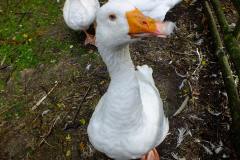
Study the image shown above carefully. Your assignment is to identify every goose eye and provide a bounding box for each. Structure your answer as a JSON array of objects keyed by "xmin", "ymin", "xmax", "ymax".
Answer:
[{"xmin": 109, "ymin": 14, "xmax": 117, "ymax": 21}]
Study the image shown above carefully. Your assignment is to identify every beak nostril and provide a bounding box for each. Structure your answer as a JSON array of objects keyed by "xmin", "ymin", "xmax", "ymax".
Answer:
[
  {"xmin": 142, "ymin": 21, "xmax": 150, "ymax": 29},
  {"xmin": 109, "ymin": 14, "xmax": 117, "ymax": 21}
]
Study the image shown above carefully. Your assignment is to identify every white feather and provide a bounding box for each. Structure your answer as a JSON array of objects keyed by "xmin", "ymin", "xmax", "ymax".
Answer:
[{"xmin": 177, "ymin": 127, "xmax": 191, "ymax": 147}]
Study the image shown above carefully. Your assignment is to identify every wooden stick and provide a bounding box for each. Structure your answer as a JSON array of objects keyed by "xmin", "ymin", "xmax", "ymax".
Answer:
[
  {"xmin": 205, "ymin": 1, "xmax": 240, "ymax": 155},
  {"xmin": 32, "ymin": 81, "xmax": 58, "ymax": 111},
  {"xmin": 72, "ymin": 86, "xmax": 91, "ymax": 123},
  {"xmin": 63, "ymin": 86, "xmax": 91, "ymax": 130},
  {"xmin": 211, "ymin": 0, "xmax": 229, "ymax": 33},
  {"xmin": 38, "ymin": 115, "xmax": 60, "ymax": 147},
  {"xmin": 211, "ymin": 0, "xmax": 240, "ymax": 79}
]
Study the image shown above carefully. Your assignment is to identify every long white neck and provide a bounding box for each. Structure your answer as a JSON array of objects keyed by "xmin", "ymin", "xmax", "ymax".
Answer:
[
  {"xmin": 97, "ymin": 44, "xmax": 143, "ymax": 131},
  {"xmin": 99, "ymin": 45, "xmax": 135, "ymax": 80}
]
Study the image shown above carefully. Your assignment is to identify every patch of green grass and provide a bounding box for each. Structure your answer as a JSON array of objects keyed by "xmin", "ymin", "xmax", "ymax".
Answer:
[
  {"xmin": 0, "ymin": 45, "xmax": 12, "ymax": 65},
  {"xmin": 4, "ymin": 100, "xmax": 26, "ymax": 120},
  {"xmin": 0, "ymin": 0, "xmax": 93, "ymax": 122},
  {"xmin": 0, "ymin": 43, "xmax": 38, "ymax": 70},
  {"xmin": 0, "ymin": 0, "xmax": 71, "ymax": 121},
  {"xmin": 0, "ymin": 0, "xmax": 65, "ymax": 70},
  {"xmin": 0, "ymin": 80, "xmax": 5, "ymax": 91},
  {"xmin": 16, "ymin": 44, "xmax": 38, "ymax": 69},
  {"xmin": 0, "ymin": 0, "xmax": 91, "ymax": 72},
  {"xmin": 37, "ymin": 37, "xmax": 71, "ymax": 64}
]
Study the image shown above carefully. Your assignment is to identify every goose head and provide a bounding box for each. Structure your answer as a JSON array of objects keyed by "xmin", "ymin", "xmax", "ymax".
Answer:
[{"xmin": 96, "ymin": 0, "xmax": 175, "ymax": 49}]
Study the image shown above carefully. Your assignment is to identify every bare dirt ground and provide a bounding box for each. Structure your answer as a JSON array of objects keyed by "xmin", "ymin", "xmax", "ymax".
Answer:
[{"xmin": 0, "ymin": 0, "xmax": 239, "ymax": 160}]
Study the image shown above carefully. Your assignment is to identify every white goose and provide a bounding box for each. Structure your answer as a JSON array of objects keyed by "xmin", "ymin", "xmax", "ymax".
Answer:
[
  {"xmin": 63, "ymin": 0, "xmax": 100, "ymax": 45},
  {"xmin": 88, "ymin": 1, "xmax": 175, "ymax": 160}
]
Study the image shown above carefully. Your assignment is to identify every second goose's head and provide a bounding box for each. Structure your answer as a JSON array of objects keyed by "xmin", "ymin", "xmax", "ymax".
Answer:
[{"xmin": 96, "ymin": 0, "xmax": 175, "ymax": 49}]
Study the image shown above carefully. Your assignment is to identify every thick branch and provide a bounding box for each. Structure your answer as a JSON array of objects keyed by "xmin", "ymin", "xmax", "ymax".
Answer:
[
  {"xmin": 205, "ymin": 1, "xmax": 240, "ymax": 155},
  {"xmin": 211, "ymin": 0, "xmax": 229, "ymax": 33},
  {"xmin": 211, "ymin": 0, "xmax": 240, "ymax": 79}
]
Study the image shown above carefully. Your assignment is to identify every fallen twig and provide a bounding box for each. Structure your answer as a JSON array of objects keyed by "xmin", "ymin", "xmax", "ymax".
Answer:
[
  {"xmin": 186, "ymin": 80, "xmax": 193, "ymax": 96},
  {"xmin": 0, "ymin": 105, "xmax": 14, "ymax": 116},
  {"xmin": 192, "ymin": 48, "xmax": 203, "ymax": 77},
  {"xmin": 32, "ymin": 81, "xmax": 58, "ymax": 111},
  {"xmin": 175, "ymin": 68, "xmax": 187, "ymax": 78},
  {"xmin": 73, "ymin": 86, "xmax": 91, "ymax": 123},
  {"xmin": 41, "ymin": 139, "xmax": 55, "ymax": 148},
  {"xmin": 38, "ymin": 115, "xmax": 60, "ymax": 147},
  {"xmin": 174, "ymin": 48, "xmax": 203, "ymax": 79},
  {"xmin": 0, "ymin": 54, "xmax": 6, "ymax": 66},
  {"xmin": 64, "ymin": 86, "xmax": 92, "ymax": 130}
]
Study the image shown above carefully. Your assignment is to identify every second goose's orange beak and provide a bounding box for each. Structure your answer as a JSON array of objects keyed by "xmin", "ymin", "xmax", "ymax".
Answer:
[{"xmin": 126, "ymin": 9, "xmax": 175, "ymax": 38}]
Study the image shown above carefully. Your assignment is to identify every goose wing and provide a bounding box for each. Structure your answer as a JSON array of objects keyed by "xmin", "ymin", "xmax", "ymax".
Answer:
[
  {"xmin": 145, "ymin": 0, "xmax": 182, "ymax": 21},
  {"xmin": 111, "ymin": 0, "xmax": 181, "ymax": 21},
  {"xmin": 136, "ymin": 65, "xmax": 169, "ymax": 145}
]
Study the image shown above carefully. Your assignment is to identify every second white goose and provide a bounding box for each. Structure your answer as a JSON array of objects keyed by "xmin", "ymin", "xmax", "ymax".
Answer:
[{"xmin": 63, "ymin": 0, "xmax": 100, "ymax": 45}]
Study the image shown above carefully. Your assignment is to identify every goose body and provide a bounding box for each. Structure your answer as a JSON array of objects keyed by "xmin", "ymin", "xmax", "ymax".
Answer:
[
  {"xmin": 88, "ymin": 55, "xmax": 169, "ymax": 159},
  {"xmin": 63, "ymin": 0, "xmax": 100, "ymax": 45},
  {"xmin": 87, "ymin": 1, "xmax": 174, "ymax": 159}
]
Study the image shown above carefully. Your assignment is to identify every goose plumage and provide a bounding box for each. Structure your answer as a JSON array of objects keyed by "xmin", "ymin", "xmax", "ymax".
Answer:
[
  {"xmin": 111, "ymin": 0, "xmax": 181, "ymax": 21},
  {"xmin": 87, "ymin": 1, "xmax": 175, "ymax": 159},
  {"xmin": 63, "ymin": 0, "xmax": 100, "ymax": 45}
]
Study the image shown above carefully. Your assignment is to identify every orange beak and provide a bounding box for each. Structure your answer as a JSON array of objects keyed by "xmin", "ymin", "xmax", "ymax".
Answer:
[{"xmin": 126, "ymin": 9, "xmax": 174, "ymax": 38}]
